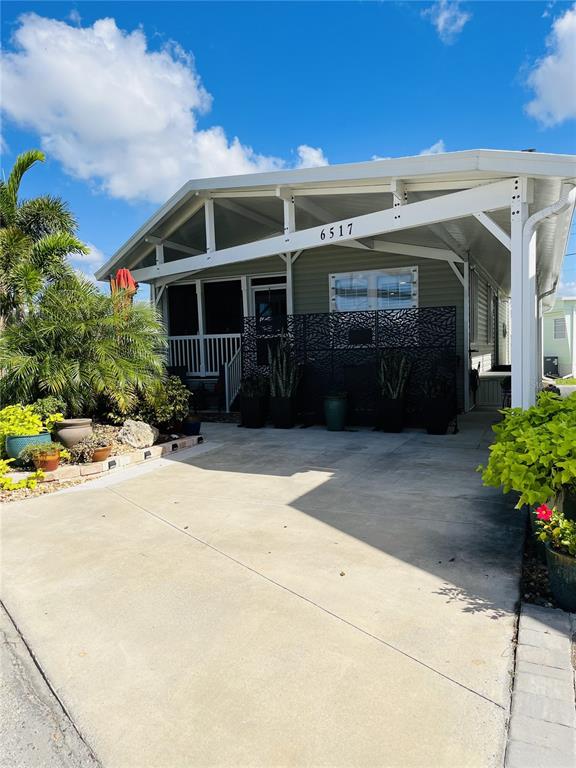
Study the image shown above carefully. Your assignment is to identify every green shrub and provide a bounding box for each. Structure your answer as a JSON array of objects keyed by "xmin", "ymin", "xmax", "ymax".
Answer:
[
  {"xmin": 109, "ymin": 376, "xmax": 191, "ymax": 431},
  {"xmin": 0, "ymin": 275, "xmax": 167, "ymax": 416},
  {"xmin": 479, "ymin": 392, "xmax": 576, "ymax": 507},
  {"xmin": 32, "ymin": 396, "xmax": 67, "ymax": 421}
]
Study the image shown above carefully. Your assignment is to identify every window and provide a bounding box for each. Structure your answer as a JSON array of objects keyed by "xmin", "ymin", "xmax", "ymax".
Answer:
[
  {"xmin": 330, "ymin": 268, "xmax": 417, "ymax": 312},
  {"xmin": 554, "ymin": 317, "xmax": 567, "ymax": 340}
]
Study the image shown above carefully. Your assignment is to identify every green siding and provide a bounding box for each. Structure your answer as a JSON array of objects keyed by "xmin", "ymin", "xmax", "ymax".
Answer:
[
  {"xmin": 292, "ymin": 246, "xmax": 464, "ymax": 354},
  {"xmin": 177, "ymin": 255, "xmax": 285, "ymax": 282}
]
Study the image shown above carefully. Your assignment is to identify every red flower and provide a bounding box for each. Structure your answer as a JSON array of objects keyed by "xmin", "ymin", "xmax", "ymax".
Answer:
[{"xmin": 536, "ymin": 504, "xmax": 553, "ymax": 521}]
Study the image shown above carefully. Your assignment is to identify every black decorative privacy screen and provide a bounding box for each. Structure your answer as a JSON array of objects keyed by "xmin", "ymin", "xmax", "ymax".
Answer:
[{"xmin": 241, "ymin": 307, "xmax": 458, "ymax": 425}]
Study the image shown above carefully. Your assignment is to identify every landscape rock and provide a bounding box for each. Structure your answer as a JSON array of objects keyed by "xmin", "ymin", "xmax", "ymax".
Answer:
[{"xmin": 117, "ymin": 420, "xmax": 158, "ymax": 449}]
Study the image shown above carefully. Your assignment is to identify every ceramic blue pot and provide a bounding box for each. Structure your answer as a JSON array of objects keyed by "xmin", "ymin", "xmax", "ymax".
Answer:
[{"xmin": 5, "ymin": 431, "xmax": 52, "ymax": 461}]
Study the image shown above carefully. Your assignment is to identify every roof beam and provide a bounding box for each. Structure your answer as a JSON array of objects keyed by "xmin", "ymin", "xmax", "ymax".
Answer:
[
  {"xmin": 131, "ymin": 179, "xmax": 513, "ymax": 283},
  {"xmin": 216, "ymin": 198, "xmax": 282, "ymax": 230},
  {"xmin": 473, "ymin": 212, "xmax": 511, "ymax": 250},
  {"xmin": 370, "ymin": 240, "xmax": 463, "ymax": 263},
  {"xmin": 294, "ymin": 194, "xmax": 376, "ymax": 251},
  {"xmin": 145, "ymin": 236, "xmax": 203, "ymax": 256}
]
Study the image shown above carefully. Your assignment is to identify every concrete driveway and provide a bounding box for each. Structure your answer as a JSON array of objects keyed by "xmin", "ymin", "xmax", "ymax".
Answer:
[{"xmin": 1, "ymin": 412, "xmax": 524, "ymax": 767}]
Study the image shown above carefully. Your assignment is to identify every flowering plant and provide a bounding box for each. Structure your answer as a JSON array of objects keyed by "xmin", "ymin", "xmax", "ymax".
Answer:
[{"xmin": 534, "ymin": 504, "xmax": 576, "ymax": 558}]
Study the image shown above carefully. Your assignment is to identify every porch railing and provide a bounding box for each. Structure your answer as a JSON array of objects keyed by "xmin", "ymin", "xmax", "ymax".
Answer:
[
  {"xmin": 168, "ymin": 334, "xmax": 242, "ymax": 377},
  {"xmin": 224, "ymin": 347, "xmax": 242, "ymax": 411}
]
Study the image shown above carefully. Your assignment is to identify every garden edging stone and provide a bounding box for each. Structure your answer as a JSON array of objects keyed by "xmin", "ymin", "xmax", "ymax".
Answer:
[
  {"xmin": 505, "ymin": 604, "xmax": 576, "ymax": 768},
  {"xmin": 7, "ymin": 436, "xmax": 202, "ymax": 486}
]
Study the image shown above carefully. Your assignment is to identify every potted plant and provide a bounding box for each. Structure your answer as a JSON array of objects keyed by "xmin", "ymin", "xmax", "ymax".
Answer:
[
  {"xmin": 534, "ymin": 504, "xmax": 576, "ymax": 612},
  {"xmin": 0, "ymin": 404, "xmax": 61, "ymax": 462},
  {"xmin": 70, "ymin": 434, "xmax": 113, "ymax": 463},
  {"xmin": 375, "ymin": 351, "xmax": 411, "ymax": 432},
  {"xmin": 53, "ymin": 417, "xmax": 93, "ymax": 449},
  {"xmin": 182, "ymin": 410, "xmax": 202, "ymax": 436},
  {"xmin": 240, "ymin": 375, "xmax": 268, "ymax": 428},
  {"xmin": 323, "ymin": 391, "xmax": 347, "ymax": 432},
  {"xmin": 19, "ymin": 441, "xmax": 65, "ymax": 472},
  {"xmin": 421, "ymin": 375, "xmax": 456, "ymax": 435},
  {"xmin": 479, "ymin": 391, "xmax": 576, "ymax": 512},
  {"xmin": 269, "ymin": 333, "xmax": 301, "ymax": 429}
]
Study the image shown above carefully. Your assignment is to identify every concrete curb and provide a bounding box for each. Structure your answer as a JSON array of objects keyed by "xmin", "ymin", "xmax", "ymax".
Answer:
[{"xmin": 505, "ymin": 603, "xmax": 576, "ymax": 767}]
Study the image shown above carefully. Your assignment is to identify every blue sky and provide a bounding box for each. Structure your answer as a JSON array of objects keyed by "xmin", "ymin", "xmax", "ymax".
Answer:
[{"xmin": 1, "ymin": 1, "xmax": 575, "ymax": 291}]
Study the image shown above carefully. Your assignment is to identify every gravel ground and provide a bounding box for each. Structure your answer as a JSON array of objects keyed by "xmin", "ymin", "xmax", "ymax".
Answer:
[
  {"xmin": 0, "ymin": 604, "xmax": 100, "ymax": 768},
  {"xmin": 521, "ymin": 522, "xmax": 559, "ymax": 609}
]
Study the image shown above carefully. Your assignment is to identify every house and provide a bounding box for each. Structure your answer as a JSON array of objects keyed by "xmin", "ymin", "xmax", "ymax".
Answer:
[
  {"xmin": 95, "ymin": 149, "xmax": 576, "ymax": 415},
  {"xmin": 543, "ymin": 296, "xmax": 576, "ymax": 378}
]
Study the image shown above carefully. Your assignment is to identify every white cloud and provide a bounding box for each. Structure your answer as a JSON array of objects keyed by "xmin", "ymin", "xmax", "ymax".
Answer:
[
  {"xmin": 295, "ymin": 144, "xmax": 329, "ymax": 168},
  {"xmin": 525, "ymin": 3, "xmax": 576, "ymax": 126},
  {"xmin": 422, "ymin": 1, "xmax": 471, "ymax": 45},
  {"xmin": 1, "ymin": 15, "xmax": 329, "ymax": 204},
  {"xmin": 70, "ymin": 242, "xmax": 105, "ymax": 283},
  {"xmin": 557, "ymin": 278, "xmax": 576, "ymax": 296},
  {"xmin": 419, "ymin": 139, "xmax": 446, "ymax": 155}
]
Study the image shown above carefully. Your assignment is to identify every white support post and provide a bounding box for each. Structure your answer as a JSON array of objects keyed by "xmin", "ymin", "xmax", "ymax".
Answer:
[
  {"xmin": 283, "ymin": 197, "xmax": 296, "ymax": 236},
  {"xmin": 205, "ymin": 198, "xmax": 216, "ymax": 252},
  {"xmin": 155, "ymin": 243, "xmax": 164, "ymax": 266},
  {"xmin": 286, "ymin": 254, "xmax": 294, "ymax": 315},
  {"xmin": 510, "ymin": 177, "xmax": 532, "ymax": 408},
  {"xmin": 240, "ymin": 275, "xmax": 248, "ymax": 318},
  {"xmin": 390, "ymin": 178, "xmax": 406, "ymax": 208},
  {"xmin": 195, "ymin": 280, "xmax": 206, "ymax": 376},
  {"xmin": 462, "ymin": 263, "xmax": 470, "ymax": 412}
]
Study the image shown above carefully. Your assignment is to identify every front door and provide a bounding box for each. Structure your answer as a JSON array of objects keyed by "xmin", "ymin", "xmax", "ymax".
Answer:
[{"xmin": 253, "ymin": 286, "xmax": 287, "ymax": 332}]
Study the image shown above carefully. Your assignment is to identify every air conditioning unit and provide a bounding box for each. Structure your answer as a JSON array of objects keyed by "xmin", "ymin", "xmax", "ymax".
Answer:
[{"xmin": 543, "ymin": 356, "xmax": 559, "ymax": 377}]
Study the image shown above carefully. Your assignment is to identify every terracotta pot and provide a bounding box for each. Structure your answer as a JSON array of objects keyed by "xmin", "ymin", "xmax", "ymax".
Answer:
[
  {"xmin": 33, "ymin": 452, "xmax": 60, "ymax": 472},
  {"xmin": 54, "ymin": 419, "xmax": 93, "ymax": 448},
  {"xmin": 91, "ymin": 446, "xmax": 112, "ymax": 463}
]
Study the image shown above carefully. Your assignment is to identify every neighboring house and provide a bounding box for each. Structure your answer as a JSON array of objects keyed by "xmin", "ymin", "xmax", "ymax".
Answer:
[
  {"xmin": 543, "ymin": 296, "xmax": 576, "ymax": 377},
  {"xmin": 96, "ymin": 150, "xmax": 576, "ymax": 413}
]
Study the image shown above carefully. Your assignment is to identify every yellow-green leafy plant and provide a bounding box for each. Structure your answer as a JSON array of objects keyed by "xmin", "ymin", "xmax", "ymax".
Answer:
[
  {"xmin": 478, "ymin": 392, "xmax": 576, "ymax": 508},
  {"xmin": 0, "ymin": 458, "xmax": 44, "ymax": 491},
  {"xmin": 0, "ymin": 404, "xmax": 64, "ymax": 457}
]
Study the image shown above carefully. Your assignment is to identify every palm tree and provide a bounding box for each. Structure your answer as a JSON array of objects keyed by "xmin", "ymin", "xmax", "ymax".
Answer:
[
  {"xmin": 0, "ymin": 275, "xmax": 167, "ymax": 416},
  {"xmin": 0, "ymin": 150, "xmax": 88, "ymax": 326}
]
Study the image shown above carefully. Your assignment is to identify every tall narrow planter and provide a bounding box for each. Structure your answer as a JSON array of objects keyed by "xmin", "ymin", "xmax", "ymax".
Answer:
[
  {"xmin": 562, "ymin": 488, "xmax": 576, "ymax": 522},
  {"xmin": 545, "ymin": 546, "xmax": 576, "ymax": 612},
  {"xmin": 324, "ymin": 394, "xmax": 347, "ymax": 431},
  {"xmin": 270, "ymin": 397, "xmax": 295, "ymax": 429},
  {"xmin": 375, "ymin": 397, "xmax": 404, "ymax": 433},
  {"xmin": 241, "ymin": 396, "xmax": 267, "ymax": 429},
  {"xmin": 422, "ymin": 397, "xmax": 453, "ymax": 435}
]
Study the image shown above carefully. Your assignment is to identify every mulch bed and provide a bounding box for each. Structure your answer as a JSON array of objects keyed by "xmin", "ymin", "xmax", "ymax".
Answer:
[{"xmin": 520, "ymin": 523, "xmax": 559, "ymax": 609}]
